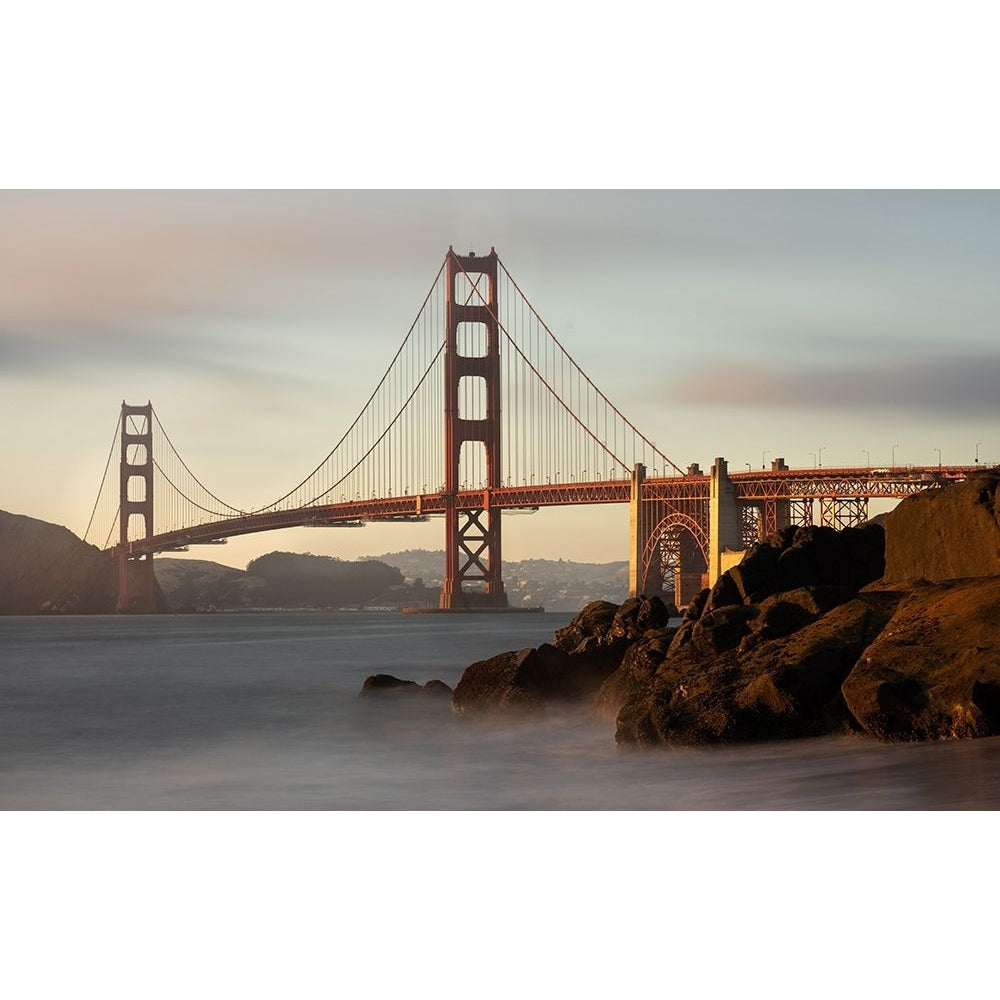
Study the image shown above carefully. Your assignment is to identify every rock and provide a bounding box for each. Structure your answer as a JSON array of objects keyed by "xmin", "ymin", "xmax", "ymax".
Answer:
[
  {"xmin": 606, "ymin": 595, "xmax": 676, "ymax": 642},
  {"xmin": 552, "ymin": 600, "xmax": 620, "ymax": 653},
  {"xmin": 593, "ymin": 630, "xmax": 676, "ymax": 719},
  {"xmin": 422, "ymin": 679, "xmax": 455, "ymax": 697},
  {"xmin": 616, "ymin": 590, "xmax": 903, "ymax": 745},
  {"xmin": 773, "ymin": 522, "xmax": 885, "ymax": 594},
  {"xmin": 882, "ymin": 472, "xmax": 1000, "ymax": 582},
  {"xmin": 841, "ymin": 577, "xmax": 1000, "ymax": 740},
  {"xmin": 359, "ymin": 674, "xmax": 453, "ymax": 697},
  {"xmin": 360, "ymin": 674, "xmax": 421, "ymax": 695},
  {"xmin": 452, "ymin": 641, "xmax": 620, "ymax": 714},
  {"xmin": 455, "ymin": 472, "xmax": 1000, "ymax": 744}
]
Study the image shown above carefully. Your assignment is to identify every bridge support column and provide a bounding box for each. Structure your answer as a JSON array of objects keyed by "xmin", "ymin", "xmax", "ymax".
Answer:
[
  {"xmin": 440, "ymin": 248, "xmax": 508, "ymax": 610},
  {"xmin": 677, "ymin": 530, "xmax": 708, "ymax": 608},
  {"xmin": 629, "ymin": 463, "xmax": 665, "ymax": 596},
  {"xmin": 116, "ymin": 401, "xmax": 158, "ymax": 613},
  {"xmin": 709, "ymin": 457, "xmax": 743, "ymax": 587}
]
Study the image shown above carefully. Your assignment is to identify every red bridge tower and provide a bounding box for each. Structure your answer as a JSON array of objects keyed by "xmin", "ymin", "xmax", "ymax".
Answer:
[
  {"xmin": 440, "ymin": 248, "xmax": 508, "ymax": 609},
  {"xmin": 116, "ymin": 401, "xmax": 158, "ymax": 612}
]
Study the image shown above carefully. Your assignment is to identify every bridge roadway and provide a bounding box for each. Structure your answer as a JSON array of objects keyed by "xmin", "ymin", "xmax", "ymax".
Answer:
[{"xmin": 119, "ymin": 464, "xmax": 977, "ymax": 560}]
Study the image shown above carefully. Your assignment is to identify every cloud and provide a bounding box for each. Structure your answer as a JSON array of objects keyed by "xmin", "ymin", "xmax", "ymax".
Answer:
[{"xmin": 668, "ymin": 352, "xmax": 1000, "ymax": 418}]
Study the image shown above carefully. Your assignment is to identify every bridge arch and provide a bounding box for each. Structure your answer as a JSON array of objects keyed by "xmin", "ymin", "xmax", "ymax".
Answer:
[{"xmin": 640, "ymin": 508, "xmax": 709, "ymax": 610}]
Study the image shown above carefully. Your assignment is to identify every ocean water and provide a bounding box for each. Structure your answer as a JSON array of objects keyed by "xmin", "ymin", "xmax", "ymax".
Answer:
[{"xmin": 3, "ymin": 611, "xmax": 1000, "ymax": 810}]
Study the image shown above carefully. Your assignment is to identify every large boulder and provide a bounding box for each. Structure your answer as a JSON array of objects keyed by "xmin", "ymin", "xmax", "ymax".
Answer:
[
  {"xmin": 841, "ymin": 577, "xmax": 1000, "ymax": 740},
  {"xmin": 452, "ymin": 640, "xmax": 622, "ymax": 714},
  {"xmin": 882, "ymin": 471, "xmax": 1000, "ymax": 582}
]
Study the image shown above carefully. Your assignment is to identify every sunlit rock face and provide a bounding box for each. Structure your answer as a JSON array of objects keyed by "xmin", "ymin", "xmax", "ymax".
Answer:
[
  {"xmin": 841, "ymin": 577, "xmax": 1000, "ymax": 740},
  {"xmin": 881, "ymin": 471, "xmax": 1000, "ymax": 582}
]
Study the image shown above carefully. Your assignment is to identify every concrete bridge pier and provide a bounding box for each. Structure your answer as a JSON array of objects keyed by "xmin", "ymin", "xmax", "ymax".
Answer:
[
  {"xmin": 628, "ymin": 463, "xmax": 659, "ymax": 596},
  {"xmin": 676, "ymin": 530, "xmax": 708, "ymax": 607},
  {"xmin": 709, "ymin": 457, "xmax": 743, "ymax": 586}
]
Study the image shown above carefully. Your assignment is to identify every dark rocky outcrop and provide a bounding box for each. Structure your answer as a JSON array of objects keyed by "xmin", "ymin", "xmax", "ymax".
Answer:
[
  {"xmin": 452, "ymin": 640, "xmax": 620, "ymax": 713},
  {"xmin": 359, "ymin": 674, "xmax": 453, "ymax": 697},
  {"xmin": 451, "ymin": 470, "xmax": 1000, "ymax": 745},
  {"xmin": 451, "ymin": 595, "xmax": 679, "ymax": 715},
  {"xmin": 616, "ymin": 590, "xmax": 902, "ymax": 744}
]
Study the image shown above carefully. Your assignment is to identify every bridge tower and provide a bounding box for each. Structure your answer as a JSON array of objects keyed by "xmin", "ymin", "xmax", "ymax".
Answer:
[
  {"xmin": 116, "ymin": 401, "xmax": 158, "ymax": 613},
  {"xmin": 440, "ymin": 248, "xmax": 508, "ymax": 609}
]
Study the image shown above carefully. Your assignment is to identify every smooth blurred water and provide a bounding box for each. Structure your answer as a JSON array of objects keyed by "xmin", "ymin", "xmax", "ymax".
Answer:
[{"xmin": 2, "ymin": 612, "xmax": 1000, "ymax": 809}]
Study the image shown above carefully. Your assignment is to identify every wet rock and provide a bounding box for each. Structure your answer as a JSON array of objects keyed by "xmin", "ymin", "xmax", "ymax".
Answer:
[
  {"xmin": 360, "ymin": 674, "xmax": 421, "ymax": 695},
  {"xmin": 422, "ymin": 679, "xmax": 455, "ymax": 697},
  {"xmin": 452, "ymin": 641, "xmax": 620, "ymax": 714},
  {"xmin": 360, "ymin": 674, "xmax": 453, "ymax": 697}
]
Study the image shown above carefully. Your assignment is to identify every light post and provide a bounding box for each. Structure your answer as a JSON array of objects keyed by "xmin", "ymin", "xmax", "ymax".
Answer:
[
  {"xmin": 762, "ymin": 450, "xmax": 769, "ymax": 470},
  {"xmin": 818, "ymin": 446, "xmax": 825, "ymax": 469},
  {"xmin": 976, "ymin": 442, "xmax": 982, "ymax": 465},
  {"xmin": 862, "ymin": 449, "xmax": 870, "ymax": 468},
  {"xmin": 935, "ymin": 448, "xmax": 941, "ymax": 468},
  {"xmin": 891, "ymin": 443, "xmax": 900, "ymax": 467},
  {"xmin": 809, "ymin": 452, "xmax": 817, "ymax": 468},
  {"xmin": 745, "ymin": 462, "xmax": 751, "ymax": 473}
]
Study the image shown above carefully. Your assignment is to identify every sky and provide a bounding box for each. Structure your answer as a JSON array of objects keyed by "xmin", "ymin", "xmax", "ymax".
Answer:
[{"xmin": 2, "ymin": 189, "xmax": 1000, "ymax": 569}]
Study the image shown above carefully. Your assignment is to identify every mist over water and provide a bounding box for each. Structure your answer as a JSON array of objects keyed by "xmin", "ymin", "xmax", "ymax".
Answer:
[{"xmin": 2, "ymin": 612, "xmax": 999, "ymax": 810}]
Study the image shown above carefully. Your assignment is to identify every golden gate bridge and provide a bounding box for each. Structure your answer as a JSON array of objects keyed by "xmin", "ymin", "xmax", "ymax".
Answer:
[{"xmin": 83, "ymin": 248, "xmax": 982, "ymax": 612}]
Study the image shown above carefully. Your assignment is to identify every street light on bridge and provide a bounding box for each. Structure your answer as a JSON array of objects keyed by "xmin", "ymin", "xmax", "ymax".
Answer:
[
  {"xmin": 809, "ymin": 452, "xmax": 817, "ymax": 468},
  {"xmin": 891, "ymin": 443, "xmax": 900, "ymax": 467},
  {"xmin": 935, "ymin": 448, "xmax": 941, "ymax": 468},
  {"xmin": 976, "ymin": 441, "xmax": 982, "ymax": 465},
  {"xmin": 762, "ymin": 450, "xmax": 769, "ymax": 470},
  {"xmin": 818, "ymin": 446, "xmax": 825, "ymax": 468},
  {"xmin": 862, "ymin": 449, "xmax": 870, "ymax": 467}
]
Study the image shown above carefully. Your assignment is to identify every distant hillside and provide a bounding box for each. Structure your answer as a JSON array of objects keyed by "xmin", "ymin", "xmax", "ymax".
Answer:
[
  {"xmin": 153, "ymin": 549, "xmax": 630, "ymax": 612},
  {"xmin": 371, "ymin": 549, "xmax": 630, "ymax": 610},
  {"xmin": 153, "ymin": 558, "xmax": 264, "ymax": 611},
  {"xmin": 0, "ymin": 510, "xmax": 118, "ymax": 613},
  {"xmin": 245, "ymin": 552, "xmax": 406, "ymax": 608},
  {"xmin": 154, "ymin": 551, "xmax": 424, "ymax": 611},
  {"xmin": 0, "ymin": 508, "xmax": 633, "ymax": 614}
]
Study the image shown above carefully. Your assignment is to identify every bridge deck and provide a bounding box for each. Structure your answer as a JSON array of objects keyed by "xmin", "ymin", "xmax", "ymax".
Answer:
[{"xmin": 117, "ymin": 465, "xmax": 981, "ymax": 558}]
